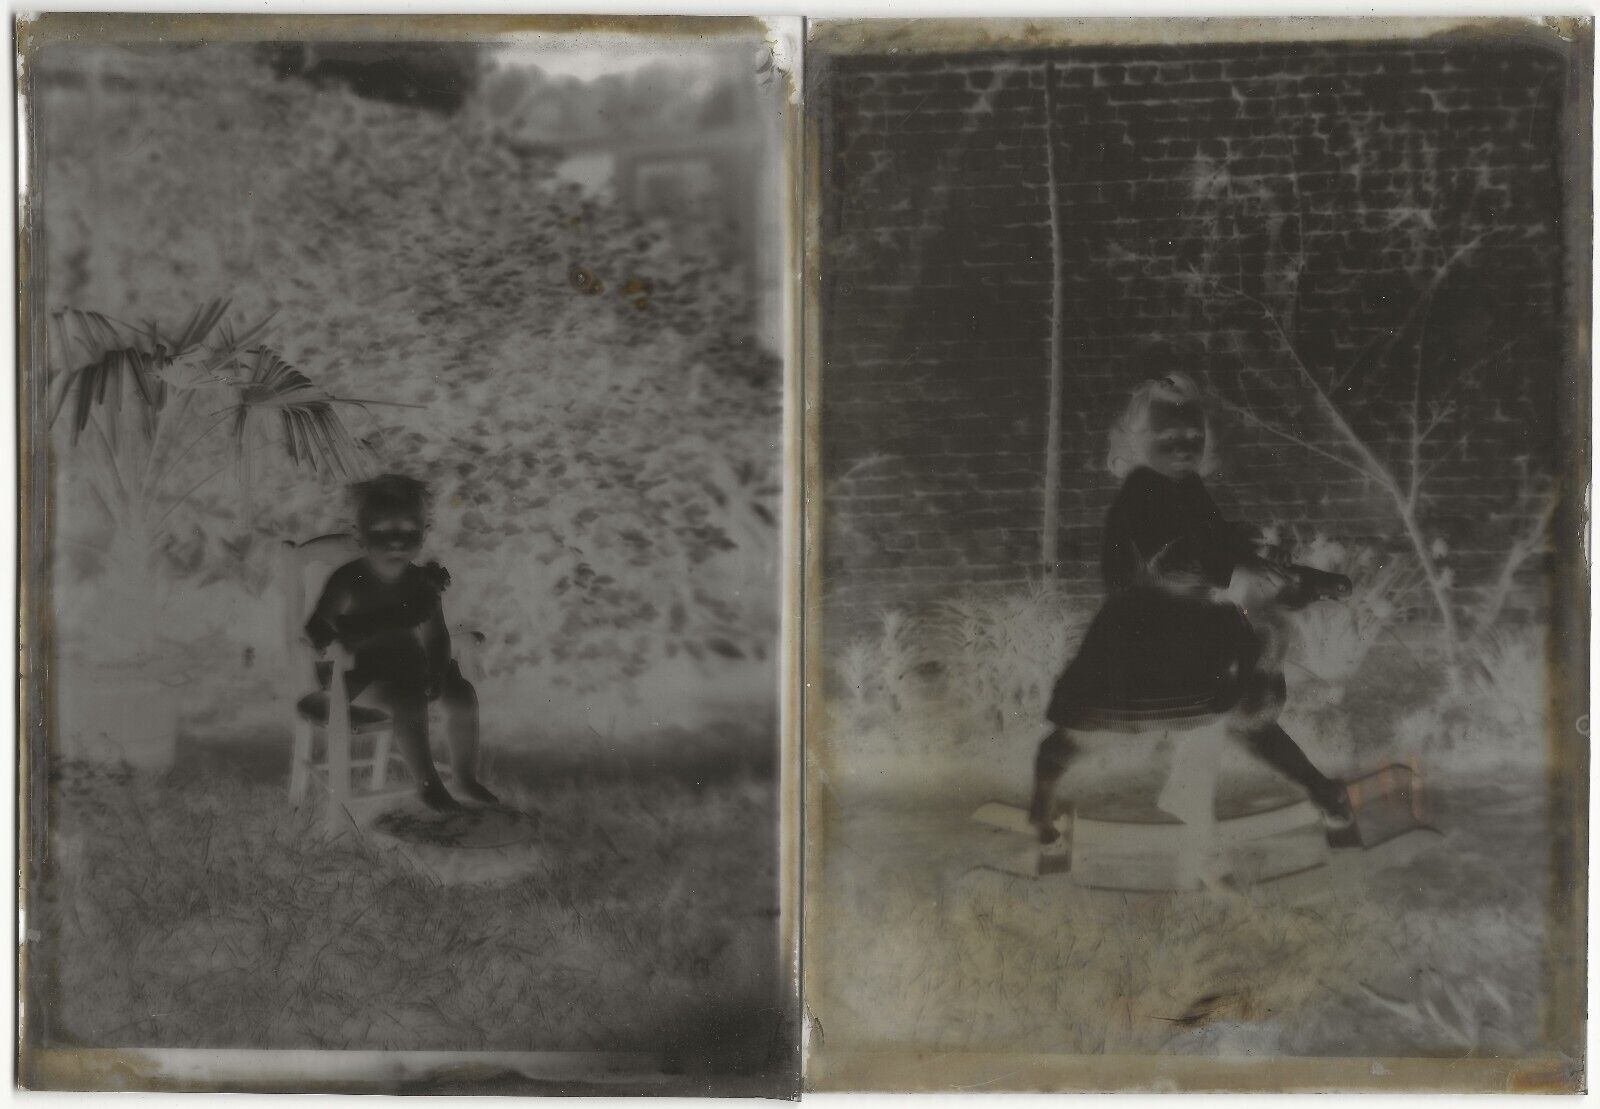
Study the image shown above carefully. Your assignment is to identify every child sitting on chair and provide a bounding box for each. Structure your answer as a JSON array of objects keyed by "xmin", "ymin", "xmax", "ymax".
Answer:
[
  {"xmin": 1029, "ymin": 372, "xmax": 1352, "ymax": 843},
  {"xmin": 306, "ymin": 473, "xmax": 497, "ymax": 811}
]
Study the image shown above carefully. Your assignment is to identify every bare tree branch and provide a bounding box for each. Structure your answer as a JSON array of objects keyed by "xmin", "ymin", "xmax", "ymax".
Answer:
[
  {"xmin": 1415, "ymin": 434, "xmax": 1470, "ymax": 491},
  {"xmin": 1211, "ymin": 396, "xmax": 1376, "ymax": 482},
  {"xmin": 1329, "ymin": 230, "xmax": 1494, "ymax": 395},
  {"xmin": 1439, "ymin": 334, "xmax": 1531, "ymax": 399},
  {"xmin": 1206, "ymin": 278, "xmax": 1405, "ymax": 500}
]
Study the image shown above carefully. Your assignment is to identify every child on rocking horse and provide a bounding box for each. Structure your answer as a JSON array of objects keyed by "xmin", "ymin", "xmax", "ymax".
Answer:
[
  {"xmin": 306, "ymin": 474, "xmax": 498, "ymax": 812},
  {"xmin": 1028, "ymin": 372, "xmax": 1354, "ymax": 844}
]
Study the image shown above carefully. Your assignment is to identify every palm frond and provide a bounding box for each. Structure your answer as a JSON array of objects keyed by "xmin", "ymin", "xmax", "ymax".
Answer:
[
  {"xmin": 158, "ymin": 298, "xmax": 232, "ymax": 355},
  {"xmin": 55, "ymin": 310, "xmax": 164, "ymax": 440},
  {"xmin": 213, "ymin": 309, "xmax": 277, "ymax": 357},
  {"xmin": 228, "ymin": 347, "xmax": 374, "ymax": 481},
  {"xmin": 53, "ymin": 300, "xmax": 282, "ymax": 442},
  {"xmin": 58, "ymin": 310, "xmax": 141, "ymax": 442}
]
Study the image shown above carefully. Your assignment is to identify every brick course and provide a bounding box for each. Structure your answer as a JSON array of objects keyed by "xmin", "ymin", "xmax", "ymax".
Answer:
[{"xmin": 815, "ymin": 41, "xmax": 1572, "ymax": 633}]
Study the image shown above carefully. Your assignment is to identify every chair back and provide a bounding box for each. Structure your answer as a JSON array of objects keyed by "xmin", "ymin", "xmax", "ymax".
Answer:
[
  {"xmin": 281, "ymin": 533, "xmax": 362, "ymax": 688},
  {"xmin": 280, "ymin": 532, "xmax": 378, "ymax": 820}
]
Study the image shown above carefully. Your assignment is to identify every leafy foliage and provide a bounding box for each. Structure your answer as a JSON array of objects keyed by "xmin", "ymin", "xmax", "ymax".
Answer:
[
  {"xmin": 38, "ymin": 43, "xmax": 780, "ymax": 699},
  {"xmin": 1264, "ymin": 527, "xmax": 1418, "ymax": 693},
  {"xmin": 1394, "ymin": 626, "xmax": 1549, "ymax": 772},
  {"xmin": 931, "ymin": 582, "xmax": 1090, "ymax": 733}
]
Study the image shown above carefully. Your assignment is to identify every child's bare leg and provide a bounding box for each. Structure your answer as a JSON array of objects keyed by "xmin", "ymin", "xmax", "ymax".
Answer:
[
  {"xmin": 440, "ymin": 670, "xmax": 496, "ymax": 804},
  {"xmin": 1234, "ymin": 722, "xmax": 1349, "ymax": 818},
  {"xmin": 1226, "ymin": 670, "xmax": 1348, "ymax": 821},
  {"xmin": 1028, "ymin": 727, "xmax": 1081, "ymax": 844},
  {"xmin": 371, "ymin": 678, "xmax": 459, "ymax": 810}
]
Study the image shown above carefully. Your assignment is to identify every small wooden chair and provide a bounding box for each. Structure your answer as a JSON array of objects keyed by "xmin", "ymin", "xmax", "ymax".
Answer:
[{"xmin": 280, "ymin": 534, "xmax": 484, "ymax": 831}]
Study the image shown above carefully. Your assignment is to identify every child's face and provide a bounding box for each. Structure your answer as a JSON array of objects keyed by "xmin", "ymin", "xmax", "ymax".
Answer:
[
  {"xmin": 361, "ymin": 514, "xmax": 424, "ymax": 582},
  {"xmin": 1142, "ymin": 399, "xmax": 1206, "ymax": 479}
]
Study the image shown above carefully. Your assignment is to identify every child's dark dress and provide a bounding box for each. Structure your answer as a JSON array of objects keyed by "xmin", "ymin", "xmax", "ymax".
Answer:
[
  {"xmin": 1046, "ymin": 467, "xmax": 1264, "ymax": 729},
  {"xmin": 303, "ymin": 556, "xmax": 488, "ymax": 806},
  {"xmin": 306, "ymin": 560, "xmax": 457, "ymax": 694}
]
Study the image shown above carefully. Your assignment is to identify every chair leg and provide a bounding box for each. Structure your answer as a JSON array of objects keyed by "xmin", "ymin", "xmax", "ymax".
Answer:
[
  {"xmin": 289, "ymin": 718, "xmax": 313, "ymax": 804},
  {"xmin": 429, "ymin": 705, "xmax": 450, "ymax": 783},
  {"xmin": 327, "ymin": 747, "xmax": 352, "ymax": 832},
  {"xmin": 326, "ymin": 666, "xmax": 354, "ymax": 833},
  {"xmin": 371, "ymin": 727, "xmax": 393, "ymax": 791}
]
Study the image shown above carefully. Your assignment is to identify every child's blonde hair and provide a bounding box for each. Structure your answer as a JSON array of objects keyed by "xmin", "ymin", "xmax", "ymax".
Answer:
[{"xmin": 1105, "ymin": 371, "xmax": 1218, "ymax": 479}]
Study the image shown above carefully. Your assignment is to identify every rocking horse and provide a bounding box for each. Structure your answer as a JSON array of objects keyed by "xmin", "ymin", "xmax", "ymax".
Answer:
[{"xmin": 973, "ymin": 563, "xmax": 1440, "ymax": 891}]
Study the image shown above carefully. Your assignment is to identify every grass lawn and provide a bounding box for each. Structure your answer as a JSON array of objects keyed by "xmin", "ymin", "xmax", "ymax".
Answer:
[
  {"xmin": 807, "ymin": 644, "xmax": 1563, "ymax": 1060},
  {"xmin": 28, "ymin": 737, "xmax": 788, "ymax": 1079},
  {"xmin": 809, "ymin": 775, "xmax": 1549, "ymax": 1058}
]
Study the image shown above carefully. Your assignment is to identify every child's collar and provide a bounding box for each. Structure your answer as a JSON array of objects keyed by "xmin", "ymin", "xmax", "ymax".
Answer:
[
  {"xmin": 361, "ymin": 556, "xmax": 415, "ymax": 580},
  {"xmin": 1132, "ymin": 465, "xmax": 1201, "ymax": 483}
]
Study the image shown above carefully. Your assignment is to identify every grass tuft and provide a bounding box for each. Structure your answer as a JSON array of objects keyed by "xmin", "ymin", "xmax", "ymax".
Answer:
[{"xmin": 35, "ymin": 753, "xmax": 783, "ymax": 1058}]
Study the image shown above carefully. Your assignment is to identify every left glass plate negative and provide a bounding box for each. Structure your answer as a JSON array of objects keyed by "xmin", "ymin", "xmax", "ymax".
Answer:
[{"xmin": 15, "ymin": 14, "xmax": 801, "ymax": 1095}]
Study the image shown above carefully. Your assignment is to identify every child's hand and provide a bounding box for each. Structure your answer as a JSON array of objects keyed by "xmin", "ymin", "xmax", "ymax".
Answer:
[
  {"xmin": 423, "ymin": 658, "xmax": 456, "ymax": 699},
  {"xmin": 1254, "ymin": 543, "xmax": 1294, "ymax": 568},
  {"xmin": 420, "ymin": 561, "xmax": 452, "ymax": 594},
  {"xmin": 1227, "ymin": 561, "xmax": 1293, "ymax": 609},
  {"xmin": 1142, "ymin": 541, "xmax": 1214, "ymax": 599}
]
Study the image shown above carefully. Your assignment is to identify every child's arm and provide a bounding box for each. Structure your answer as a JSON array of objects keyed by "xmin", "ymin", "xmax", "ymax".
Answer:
[
  {"xmin": 419, "ymin": 573, "xmax": 453, "ymax": 695},
  {"xmin": 307, "ymin": 566, "xmax": 430, "ymax": 653},
  {"xmin": 305, "ymin": 567, "xmax": 356, "ymax": 653},
  {"xmin": 1185, "ymin": 482, "xmax": 1258, "ymax": 570},
  {"xmin": 421, "ymin": 608, "xmax": 451, "ymax": 695},
  {"xmin": 1106, "ymin": 472, "xmax": 1237, "ymax": 592},
  {"xmin": 1183, "ymin": 484, "xmax": 1303, "ymax": 606},
  {"xmin": 1219, "ymin": 518, "xmax": 1292, "ymax": 565}
]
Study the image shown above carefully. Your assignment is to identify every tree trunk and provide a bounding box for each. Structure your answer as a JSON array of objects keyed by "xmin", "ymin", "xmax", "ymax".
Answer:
[{"xmin": 1040, "ymin": 61, "xmax": 1066, "ymax": 575}]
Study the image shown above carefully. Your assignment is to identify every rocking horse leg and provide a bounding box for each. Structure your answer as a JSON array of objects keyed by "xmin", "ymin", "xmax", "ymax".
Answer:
[
  {"xmin": 1157, "ymin": 723, "xmax": 1227, "ymax": 890},
  {"xmin": 1028, "ymin": 727, "xmax": 1081, "ymax": 844}
]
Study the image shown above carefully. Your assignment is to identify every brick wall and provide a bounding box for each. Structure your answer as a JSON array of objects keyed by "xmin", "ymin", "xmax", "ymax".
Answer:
[{"xmin": 815, "ymin": 40, "xmax": 1572, "ymax": 634}]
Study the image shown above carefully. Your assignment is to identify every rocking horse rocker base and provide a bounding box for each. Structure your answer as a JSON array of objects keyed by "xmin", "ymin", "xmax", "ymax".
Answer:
[{"xmin": 973, "ymin": 723, "xmax": 1441, "ymax": 892}]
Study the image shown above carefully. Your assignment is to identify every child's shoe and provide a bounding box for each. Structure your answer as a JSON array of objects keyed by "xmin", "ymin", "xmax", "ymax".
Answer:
[
  {"xmin": 458, "ymin": 779, "xmax": 500, "ymax": 805},
  {"xmin": 1027, "ymin": 796, "xmax": 1061, "ymax": 845},
  {"xmin": 1319, "ymin": 782, "xmax": 1359, "ymax": 847},
  {"xmin": 419, "ymin": 778, "xmax": 463, "ymax": 812}
]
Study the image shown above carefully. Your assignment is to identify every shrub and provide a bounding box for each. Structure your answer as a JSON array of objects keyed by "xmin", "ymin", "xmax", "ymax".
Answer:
[
  {"xmin": 1391, "ymin": 627, "xmax": 1547, "ymax": 773},
  {"xmin": 1269, "ymin": 527, "xmax": 1420, "ymax": 695},
  {"xmin": 931, "ymin": 581, "xmax": 1090, "ymax": 734},
  {"xmin": 826, "ymin": 582, "xmax": 1094, "ymax": 750}
]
